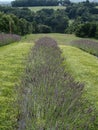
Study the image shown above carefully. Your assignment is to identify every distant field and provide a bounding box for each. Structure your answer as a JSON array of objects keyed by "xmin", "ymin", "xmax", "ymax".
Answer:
[{"xmin": 28, "ymin": 6, "xmax": 66, "ymax": 12}]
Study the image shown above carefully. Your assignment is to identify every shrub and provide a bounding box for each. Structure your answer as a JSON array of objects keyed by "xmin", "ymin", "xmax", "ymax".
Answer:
[
  {"xmin": 71, "ymin": 39, "xmax": 98, "ymax": 56},
  {"xmin": 0, "ymin": 33, "xmax": 21, "ymax": 46},
  {"xmin": 75, "ymin": 23, "xmax": 97, "ymax": 38},
  {"xmin": 38, "ymin": 24, "xmax": 52, "ymax": 33}
]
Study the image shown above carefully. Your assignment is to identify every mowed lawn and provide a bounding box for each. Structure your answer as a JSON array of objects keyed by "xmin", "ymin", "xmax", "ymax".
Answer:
[
  {"xmin": 0, "ymin": 42, "xmax": 33, "ymax": 130},
  {"xmin": 60, "ymin": 45, "xmax": 98, "ymax": 110},
  {"xmin": 28, "ymin": 6, "xmax": 66, "ymax": 12},
  {"xmin": 22, "ymin": 33, "xmax": 81, "ymax": 45}
]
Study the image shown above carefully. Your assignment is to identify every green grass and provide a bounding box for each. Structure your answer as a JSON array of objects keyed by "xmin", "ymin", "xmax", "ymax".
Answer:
[
  {"xmin": 28, "ymin": 6, "xmax": 66, "ymax": 12},
  {"xmin": 95, "ymin": 6, "xmax": 98, "ymax": 9},
  {"xmin": 60, "ymin": 45, "xmax": 98, "ymax": 110},
  {"xmin": 22, "ymin": 33, "xmax": 81, "ymax": 45},
  {"xmin": 0, "ymin": 42, "xmax": 33, "ymax": 130}
]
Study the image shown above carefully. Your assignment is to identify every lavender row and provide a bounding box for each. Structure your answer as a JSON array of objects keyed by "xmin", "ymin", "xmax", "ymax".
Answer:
[
  {"xmin": 71, "ymin": 39, "xmax": 98, "ymax": 57},
  {"xmin": 17, "ymin": 37, "xmax": 96, "ymax": 130},
  {"xmin": 0, "ymin": 34, "xmax": 21, "ymax": 46}
]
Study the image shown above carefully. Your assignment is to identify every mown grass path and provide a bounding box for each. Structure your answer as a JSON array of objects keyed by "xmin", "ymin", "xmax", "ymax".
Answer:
[
  {"xmin": 0, "ymin": 42, "xmax": 33, "ymax": 130},
  {"xmin": 60, "ymin": 45, "xmax": 98, "ymax": 110}
]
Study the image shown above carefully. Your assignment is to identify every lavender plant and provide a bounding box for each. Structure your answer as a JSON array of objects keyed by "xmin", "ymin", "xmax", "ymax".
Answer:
[
  {"xmin": 17, "ymin": 37, "xmax": 96, "ymax": 130},
  {"xmin": 71, "ymin": 39, "xmax": 98, "ymax": 57},
  {"xmin": 0, "ymin": 34, "xmax": 21, "ymax": 46}
]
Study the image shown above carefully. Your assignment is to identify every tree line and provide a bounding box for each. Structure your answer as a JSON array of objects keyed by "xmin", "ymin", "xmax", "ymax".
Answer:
[
  {"xmin": 0, "ymin": 0, "xmax": 98, "ymax": 38},
  {"xmin": 0, "ymin": 7, "xmax": 69, "ymax": 35},
  {"xmin": 11, "ymin": 0, "xmax": 71, "ymax": 7}
]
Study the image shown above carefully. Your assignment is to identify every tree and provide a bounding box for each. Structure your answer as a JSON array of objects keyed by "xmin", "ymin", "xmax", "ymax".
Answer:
[
  {"xmin": 0, "ymin": 13, "xmax": 15, "ymax": 34},
  {"xmin": 38, "ymin": 24, "xmax": 52, "ymax": 33},
  {"xmin": 75, "ymin": 22, "xmax": 97, "ymax": 38}
]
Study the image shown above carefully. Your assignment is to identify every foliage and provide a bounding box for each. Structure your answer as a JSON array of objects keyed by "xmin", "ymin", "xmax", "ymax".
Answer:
[
  {"xmin": 0, "ymin": 7, "xmax": 69, "ymax": 34},
  {"xmin": 17, "ymin": 37, "xmax": 95, "ymax": 130},
  {"xmin": 11, "ymin": 0, "xmax": 71, "ymax": 7},
  {"xmin": 38, "ymin": 24, "xmax": 52, "ymax": 33},
  {"xmin": 71, "ymin": 39, "xmax": 98, "ymax": 57},
  {"xmin": 65, "ymin": 17, "xmax": 83, "ymax": 34},
  {"xmin": 0, "ymin": 12, "xmax": 34, "ymax": 35},
  {"xmin": 0, "ymin": 41, "xmax": 33, "ymax": 130},
  {"xmin": 75, "ymin": 22, "xmax": 98, "ymax": 38},
  {"xmin": 32, "ymin": 9, "xmax": 69, "ymax": 33},
  {"xmin": 1, "ymin": 1, "xmax": 98, "ymax": 35},
  {"xmin": 0, "ymin": 34, "xmax": 21, "ymax": 46}
]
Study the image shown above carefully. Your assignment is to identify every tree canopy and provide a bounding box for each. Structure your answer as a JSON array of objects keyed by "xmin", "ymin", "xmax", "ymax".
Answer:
[{"xmin": 11, "ymin": 0, "xmax": 71, "ymax": 7}]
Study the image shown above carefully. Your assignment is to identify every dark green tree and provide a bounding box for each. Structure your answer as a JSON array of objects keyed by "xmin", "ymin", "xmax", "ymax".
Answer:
[{"xmin": 38, "ymin": 24, "xmax": 52, "ymax": 33}]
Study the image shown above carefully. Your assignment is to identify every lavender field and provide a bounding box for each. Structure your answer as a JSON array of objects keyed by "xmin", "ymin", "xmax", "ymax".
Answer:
[
  {"xmin": 0, "ymin": 34, "xmax": 21, "ymax": 46},
  {"xmin": 0, "ymin": 34, "xmax": 98, "ymax": 130},
  {"xmin": 71, "ymin": 39, "xmax": 98, "ymax": 57},
  {"xmin": 17, "ymin": 37, "xmax": 96, "ymax": 130}
]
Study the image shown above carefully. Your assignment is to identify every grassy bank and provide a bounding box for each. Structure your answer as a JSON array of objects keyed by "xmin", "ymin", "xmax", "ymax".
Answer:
[
  {"xmin": 0, "ymin": 42, "xmax": 33, "ymax": 130},
  {"xmin": 22, "ymin": 33, "xmax": 81, "ymax": 45},
  {"xmin": 60, "ymin": 45, "xmax": 98, "ymax": 110},
  {"xmin": 0, "ymin": 33, "xmax": 98, "ymax": 129}
]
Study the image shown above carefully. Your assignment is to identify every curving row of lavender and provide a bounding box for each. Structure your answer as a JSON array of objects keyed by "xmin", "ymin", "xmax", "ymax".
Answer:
[
  {"xmin": 17, "ymin": 37, "xmax": 96, "ymax": 130},
  {"xmin": 71, "ymin": 39, "xmax": 98, "ymax": 57},
  {"xmin": 0, "ymin": 34, "xmax": 21, "ymax": 46}
]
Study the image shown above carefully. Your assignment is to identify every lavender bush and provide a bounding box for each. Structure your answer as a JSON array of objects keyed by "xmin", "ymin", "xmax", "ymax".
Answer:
[
  {"xmin": 71, "ymin": 39, "xmax": 98, "ymax": 57},
  {"xmin": 0, "ymin": 34, "xmax": 21, "ymax": 46},
  {"xmin": 17, "ymin": 37, "xmax": 96, "ymax": 130}
]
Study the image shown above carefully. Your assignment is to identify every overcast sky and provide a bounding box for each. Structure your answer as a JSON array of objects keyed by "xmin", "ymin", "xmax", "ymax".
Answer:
[{"xmin": 0, "ymin": 0, "xmax": 13, "ymax": 1}]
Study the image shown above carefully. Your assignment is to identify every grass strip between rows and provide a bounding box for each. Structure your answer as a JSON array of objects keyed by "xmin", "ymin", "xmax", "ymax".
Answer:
[{"xmin": 0, "ymin": 42, "xmax": 33, "ymax": 130}]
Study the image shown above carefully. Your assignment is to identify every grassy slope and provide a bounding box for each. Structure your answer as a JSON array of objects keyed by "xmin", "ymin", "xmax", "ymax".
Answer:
[
  {"xmin": 22, "ymin": 33, "xmax": 81, "ymax": 45},
  {"xmin": 60, "ymin": 45, "xmax": 98, "ymax": 110},
  {"xmin": 0, "ymin": 42, "xmax": 33, "ymax": 130},
  {"xmin": 23, "ymin": 33, "xmax": 98, "ymax": 109},
  {"xmin": 0, "ymin": 33, "xmax": 98, "ymax": 129},
  {"xmin": 23, "ymin": 33, "xmax": 98, "ymax": 107},
  {"xmin": 28, "ymin": 6, "xmax": 66, "ymax": 12}
]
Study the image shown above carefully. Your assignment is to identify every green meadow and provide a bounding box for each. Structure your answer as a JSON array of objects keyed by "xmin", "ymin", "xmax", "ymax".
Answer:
[
  {"xmin": 60, "ymin": 45, "xmax": 98, "ymax": 110},
  {"xmin": 28, "ymin": 6, "xmax": 66, "ymax": 12},
  {"xmin": 22, "ymin": 33, "xmax": 81, "ymax": 45},
  {"xmin": 0, "ymin": 42, "xmax": 33, "ymax": 129}
]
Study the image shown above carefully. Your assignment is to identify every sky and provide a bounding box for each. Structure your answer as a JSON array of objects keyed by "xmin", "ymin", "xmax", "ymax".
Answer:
[{"xmin": 0, "ymin": 0, "xmax": 13, "ymax": 1}]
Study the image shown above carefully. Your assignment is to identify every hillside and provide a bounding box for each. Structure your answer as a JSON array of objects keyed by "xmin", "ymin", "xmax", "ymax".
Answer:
[
  {"xmin": 0, "ymin": 41, "xmax": 33, "ymax": 129},
  {"xmin": 0, "ymin": 34, "xmax": 98, "ymax": 129}
]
